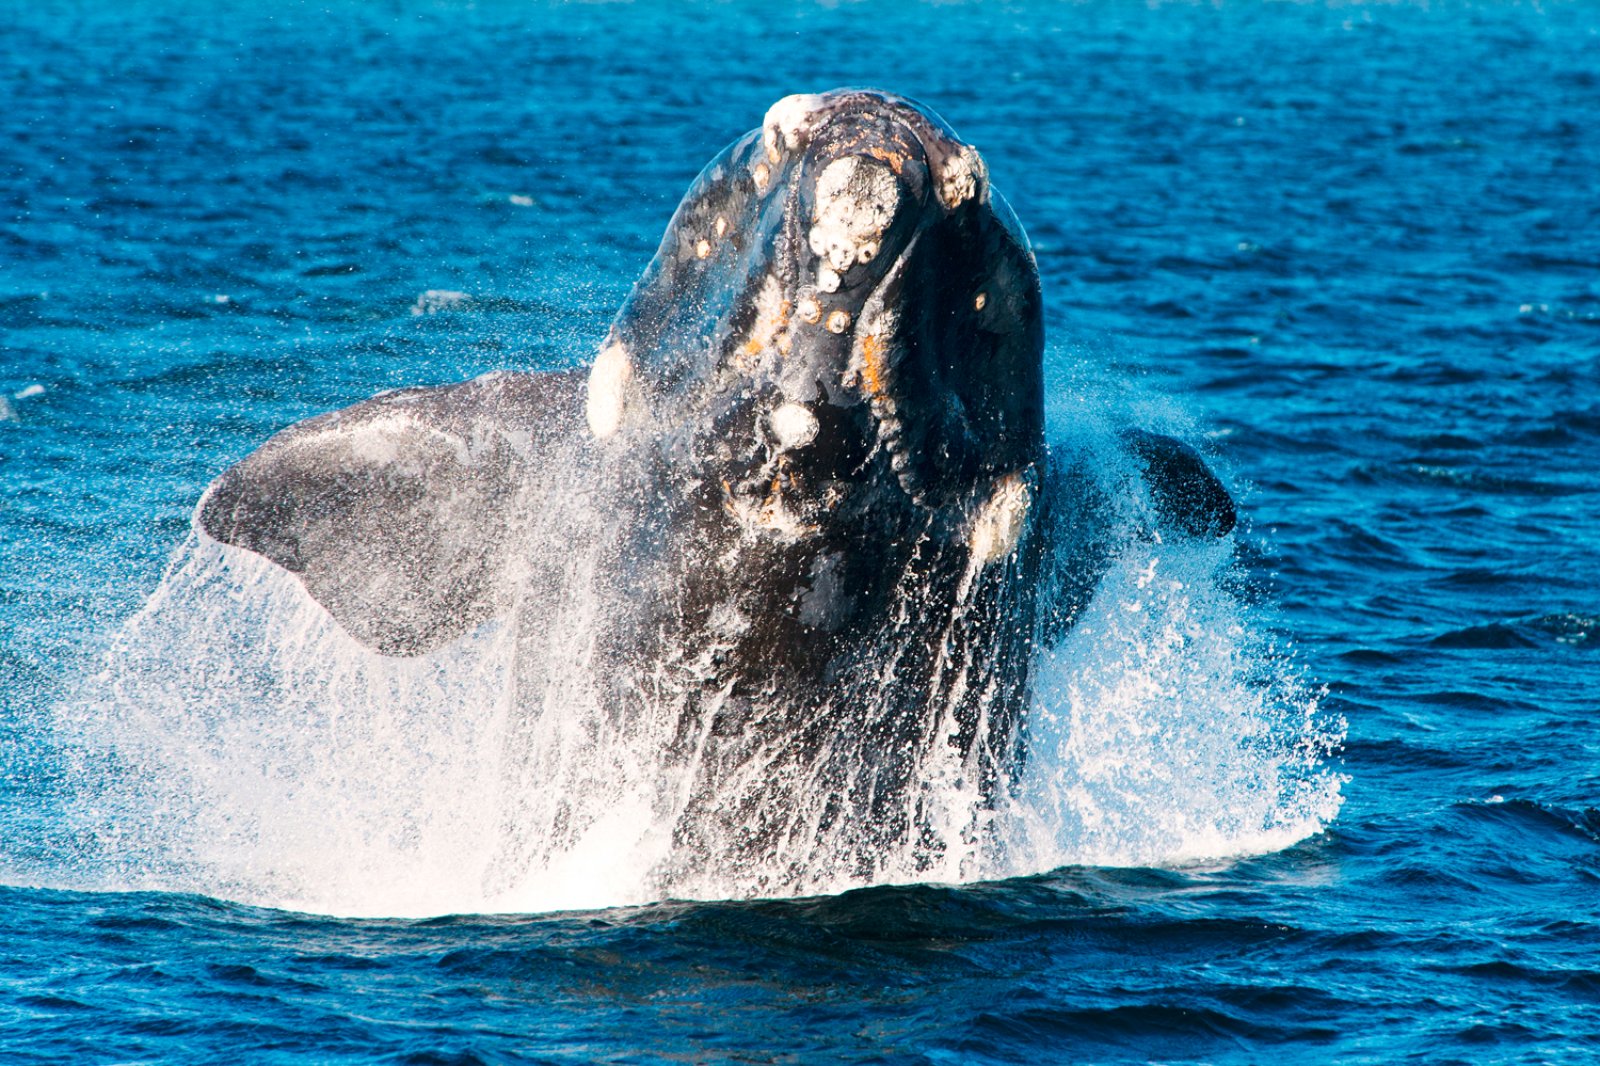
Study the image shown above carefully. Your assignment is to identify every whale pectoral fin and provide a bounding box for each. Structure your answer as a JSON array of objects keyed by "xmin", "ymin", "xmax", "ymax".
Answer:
[
  {"xmin": 197, "ymin": 369, "xmax": 586, "ymax": 656},
  {"xmin": 1120, "ymin": 428, "xmax": 1237, "ymax": 539}
]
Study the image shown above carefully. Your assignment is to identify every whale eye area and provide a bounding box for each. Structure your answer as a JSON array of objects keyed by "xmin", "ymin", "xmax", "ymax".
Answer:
[{"xmin": 692, "ymin": 386, "xmax": 879, "ymax": 528}]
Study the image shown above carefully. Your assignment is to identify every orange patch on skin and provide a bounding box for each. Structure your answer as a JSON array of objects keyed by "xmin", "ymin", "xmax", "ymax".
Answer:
[
  {"xmin": 860, "ymin": 334, "xmax": 887, "ymax": 396},
  {"xmin": 866, "ymin": 146, "xmax": 907, "ymax": 175},
  {"xmin": 738, "ymin": 297, "xmax": 794, "ymax": 368}
]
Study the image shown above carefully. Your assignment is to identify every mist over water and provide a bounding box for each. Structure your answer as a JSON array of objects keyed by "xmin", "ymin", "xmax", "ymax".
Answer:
[{"xmin": 45, "ymin": 372, "xmax": 1342, "ymax": 919}]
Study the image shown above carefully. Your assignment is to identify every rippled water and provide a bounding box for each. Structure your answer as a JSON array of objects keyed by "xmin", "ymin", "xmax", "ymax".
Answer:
[{"xmin": 4, "ymin": 1, "xmax": 1598, "ymax": 1062}]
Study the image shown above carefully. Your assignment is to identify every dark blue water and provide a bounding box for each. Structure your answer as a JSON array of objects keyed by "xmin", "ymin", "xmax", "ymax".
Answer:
[{"xmin": 4, "ymin": 1, "xmax": 1598, "ymax": 1062}]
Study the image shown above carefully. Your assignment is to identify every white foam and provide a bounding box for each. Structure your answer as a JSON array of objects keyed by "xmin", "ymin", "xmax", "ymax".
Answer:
[
  {"xmin": 1000, "ymin": 540, "xmax": 1344, "ymax": 874},
  {"xmin": 411, "ymin": 289, "xmax": 471, "ymax": 316},
  {"xmin": 46, "ymin": 373, "xmax": 1342, "ymax": 918},
  {"xmin": 52, "ymin": 541, "xmax": 518, "ymax": 916}
]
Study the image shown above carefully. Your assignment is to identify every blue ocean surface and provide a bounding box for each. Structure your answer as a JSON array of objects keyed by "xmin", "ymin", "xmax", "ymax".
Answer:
[{"xmin": 3, "ymin": 1, "xmax": 1598, "ymax": 1062}]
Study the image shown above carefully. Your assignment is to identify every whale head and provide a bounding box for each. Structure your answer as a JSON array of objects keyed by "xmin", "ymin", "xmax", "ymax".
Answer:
[{"xmin": 588, "ymin": 90, "xmax": 1045, "ymax": 552}]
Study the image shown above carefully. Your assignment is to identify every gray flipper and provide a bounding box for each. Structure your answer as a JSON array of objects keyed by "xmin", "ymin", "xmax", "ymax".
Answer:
[
  {"xmin": 1120, "ymin": 429, "xmax": 1236, "ymax": 539},
  {"xmin": 1038, "ymin": 431, "xmax": 1235, "ymax": 643},
  {"xmin": 197, "ymin": 369, "xmax": 586, "ymax": 656}
]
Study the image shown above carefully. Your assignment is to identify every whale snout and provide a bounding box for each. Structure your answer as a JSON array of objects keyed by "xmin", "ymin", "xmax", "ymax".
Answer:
[
  {"xmin": 592, "ymin": 89, "xmax": 1043, "ymax": 537},
  {"xmin": 762, "ymin": 90, "xmax": 988, "ymax": 214},
  {"xmin": 756, "ymin": 92, "xmax": 1040, "ymax": 511}
]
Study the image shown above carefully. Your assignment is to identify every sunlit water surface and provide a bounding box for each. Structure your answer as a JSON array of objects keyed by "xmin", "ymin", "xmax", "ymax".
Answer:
[{"xmin": 2, "ymin": 2, "xmax": 1597, "ymax": 1062}]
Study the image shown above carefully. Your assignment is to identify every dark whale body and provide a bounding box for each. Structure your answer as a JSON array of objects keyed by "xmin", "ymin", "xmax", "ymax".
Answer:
[{"xmin": 199, "ymin": 90, "xmax": 1233, "ymax": 888}]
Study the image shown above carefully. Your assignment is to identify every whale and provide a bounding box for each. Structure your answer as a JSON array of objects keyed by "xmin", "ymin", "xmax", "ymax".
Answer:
[{"xmin": 197, "ymin": 90, "xmax": 1234, "ymax": 890}]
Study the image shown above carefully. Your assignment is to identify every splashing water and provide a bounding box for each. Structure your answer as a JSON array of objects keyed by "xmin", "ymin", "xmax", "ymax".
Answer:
[
  {"xmin": 47, "ymin": 385, "xmax": 1344, "ymax": 919},
  {"xmin": 999, "ymin": 364, "xmax": 1345, "ymax": 875},
  {"xmin": 1005, "ymin": 541, "xmax": 1342, "ymax": 875}
]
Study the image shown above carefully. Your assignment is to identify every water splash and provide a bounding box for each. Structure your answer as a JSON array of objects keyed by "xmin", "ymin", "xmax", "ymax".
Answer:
[
  {"xmin": 46, "ymin": 392, "xmax": 1343, "ymax": 918},
  {"xmin": 1004, "ymin": 540, "xmax": 1343, "ymax": 874},
  {"xmin": 53, "ymin": 544, "xmax": 519, "ymax": 916}
]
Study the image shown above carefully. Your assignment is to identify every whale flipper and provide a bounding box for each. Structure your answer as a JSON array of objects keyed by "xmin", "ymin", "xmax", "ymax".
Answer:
[
  {"xmin": 1122, "ymin": 429, "xmax": 1236, "ymax": 539},
  {"xmin": 1037, "ymin": 432, "xmax": 1235, "ymax": 642},
  {"xmin": 198, "ymin": 369, "xmax": 585, "ymax": 656}
]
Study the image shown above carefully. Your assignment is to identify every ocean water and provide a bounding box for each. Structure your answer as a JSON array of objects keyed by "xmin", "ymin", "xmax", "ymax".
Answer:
[{"xmin": 3, "ymin": 1, "xmax": 1598, "ymax": 1062}]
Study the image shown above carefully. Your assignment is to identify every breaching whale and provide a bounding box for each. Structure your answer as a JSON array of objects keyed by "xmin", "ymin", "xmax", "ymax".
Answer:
[{"xmin": 197, "ymin": 90, "xmax": 1234, "ymax": 890}]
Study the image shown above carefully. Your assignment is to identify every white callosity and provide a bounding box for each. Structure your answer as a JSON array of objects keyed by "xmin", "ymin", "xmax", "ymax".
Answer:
[
  {"xmin": 585, "ymin": 341, "xmax": 632, "ymax": 439},
  {"xmin": 808, "ymin": 156, "xmax": 900, "ymax": 277},
  {"xmin": 768, "ymin": 403, "xmax": 819, "ymax": 451},
  {"xmin": 762, "ymin": 93, "xmax": 827, "ymax": 162},
  {"xmin": 936, "ymin": 144, "xmax": 988, "ymax": 211},
  {"xmin": 968, "ymin": 470, "xmax": 1033, "ymax": 567}
]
